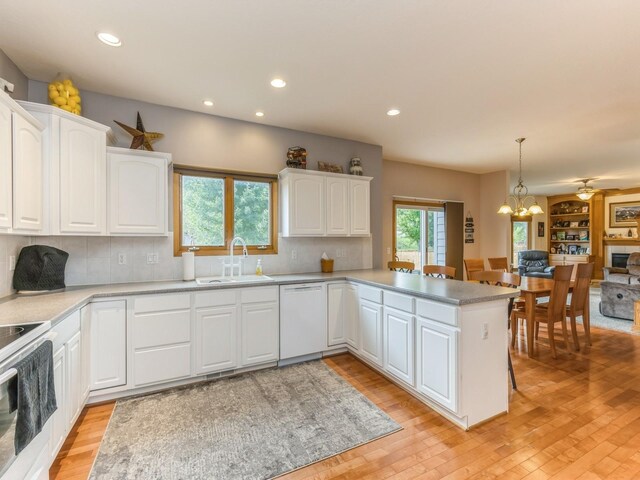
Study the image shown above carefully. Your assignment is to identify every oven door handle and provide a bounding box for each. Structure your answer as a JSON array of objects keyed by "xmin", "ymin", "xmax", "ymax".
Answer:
[{"xmin": 0, "ymin": 368, "xmax": 17, "ymax": 384}]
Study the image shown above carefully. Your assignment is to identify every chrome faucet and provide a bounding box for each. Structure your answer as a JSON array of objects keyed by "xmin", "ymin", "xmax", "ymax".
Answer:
[{"xmin": 225, "ymin": 236, "xmax": 248, "ymax": 278}]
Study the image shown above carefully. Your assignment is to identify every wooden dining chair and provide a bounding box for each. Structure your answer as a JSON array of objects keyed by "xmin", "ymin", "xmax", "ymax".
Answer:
[
  {"xmin": 536, "ymin": 262, "xmax": 594, "ymax": 351},
  {"xmin": 387, "ymin": 261, "xmax": 415, "ymax": 273},
  {"xmin": 463, "ymin": 258, "xmax": 485, "ymax": 279},
  {"xmin": 488, "ymin": 257, "xmax": 509, "ymax": 272},
  {"xmin": 511, "ymin": 264, "xmax": 573, "ymax": 359},
  {"xmin": 469, "ymin": 270, "xmax": 521, "ymax": 390},
  {"xmin": 423, "ymin": 265, "xmax": 456, "ymax": 279}
]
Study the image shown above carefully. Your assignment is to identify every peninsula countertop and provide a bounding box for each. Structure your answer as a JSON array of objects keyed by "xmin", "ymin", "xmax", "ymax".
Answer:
[{"xmin": 0, "ymin": 269, "xmax": 519, "ymax": 327}]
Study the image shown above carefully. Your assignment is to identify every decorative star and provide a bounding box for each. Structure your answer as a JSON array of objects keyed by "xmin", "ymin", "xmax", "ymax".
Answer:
[{"xmin": 114, "ymin": 112, "xmax": 164, "ymax": 151}]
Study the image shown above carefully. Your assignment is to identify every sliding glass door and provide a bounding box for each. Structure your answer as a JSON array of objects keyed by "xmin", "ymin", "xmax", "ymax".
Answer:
[{"xmin": 394, "ymin": 202, "xmax": 446, "ymax": 269}]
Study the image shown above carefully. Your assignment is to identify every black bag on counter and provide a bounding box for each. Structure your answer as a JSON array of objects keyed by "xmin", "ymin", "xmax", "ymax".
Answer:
[{"xmin": 12, "ymin": 245, "xmax": 69, "ymax": 292}]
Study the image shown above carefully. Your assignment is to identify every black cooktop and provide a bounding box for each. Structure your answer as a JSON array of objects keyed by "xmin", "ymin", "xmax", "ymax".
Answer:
[{"xmin": 0, "ymin": 324, "xmax": 43, "ymax": 350}]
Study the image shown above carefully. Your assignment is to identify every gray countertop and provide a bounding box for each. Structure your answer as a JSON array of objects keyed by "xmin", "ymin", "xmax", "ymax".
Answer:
[{"xmin": 0, "ymin": 269, "xmax": 518, "ymax": 327}]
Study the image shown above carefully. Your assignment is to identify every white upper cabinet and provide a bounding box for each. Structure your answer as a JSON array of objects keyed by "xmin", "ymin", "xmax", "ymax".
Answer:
[
  {"xmin": 279, "ymin": 168, "xmax": 372, "ymax": 237},
  {"xmin": 107, "ymin": 147, "xmax": 169, "ymax": 235},
  {"xmin": 326, "ymin": 177, "xmax": 350, "ymax": 236},
  {"xmin": 12, "ymin": 111, "xmax": 44, "ymax": 231},
  {"xmin": 59, "ymin": 118, "xmax": 106, "ymax": 234},
  {"xmin": 350, "ymin": 178, "xmax": 370, "ymax": 236},
  {"xmin": 0, "ymin": 100, "xmax": 12, "ymax": 229},
  {"xmin": 18, "ymin": 100, "xmax": 112, "ymax": 235}
]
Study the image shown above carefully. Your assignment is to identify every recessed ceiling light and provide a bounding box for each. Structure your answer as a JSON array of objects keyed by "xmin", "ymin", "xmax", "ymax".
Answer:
[
  {"xmin": 387, "ymin": 109, "xmax": 400, "ymax": 116},
  {"xmin": 255, "ymin": 111, "xmax": 264, "ymax": 117},
  {"xmin": 97, "ymin": 32, "xmax": 122, "ymax": 47},
  {"xmin": 203, "ymin": 100, "xmax": 214, "ymax": 107},
  {"xmin": 270, "ymin": 78, "xmax": 287, "ymax": 88}
]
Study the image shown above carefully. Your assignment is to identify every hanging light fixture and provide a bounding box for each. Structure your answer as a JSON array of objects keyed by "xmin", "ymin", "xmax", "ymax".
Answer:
[
  {"xmin": 497, "ymin": 138, "xmax": 544, "ymax": 216},
  {"xmin": 576, "ymin": 179, "xmax": 595, "ymax": 201}
]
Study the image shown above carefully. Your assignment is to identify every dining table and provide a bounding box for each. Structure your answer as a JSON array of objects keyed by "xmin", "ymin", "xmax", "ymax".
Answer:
[{"xmin": 518, "ymin": 276, "xmax": 582, "ymax": 357}]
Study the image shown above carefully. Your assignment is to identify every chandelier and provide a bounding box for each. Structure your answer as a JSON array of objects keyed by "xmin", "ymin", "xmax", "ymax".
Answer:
[
  {"xmin": 576, "ymin": 179, "xmax": 595, "ymax": 201},
  {"xmin": 497, "ymin": 138, "xmax": 544, "ymax": 216}
]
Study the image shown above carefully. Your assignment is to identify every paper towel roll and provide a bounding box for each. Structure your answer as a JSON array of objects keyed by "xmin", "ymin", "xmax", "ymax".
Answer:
[{"xmin": 182, "ymin": 252, "xmax": 195, "ymax": 281}]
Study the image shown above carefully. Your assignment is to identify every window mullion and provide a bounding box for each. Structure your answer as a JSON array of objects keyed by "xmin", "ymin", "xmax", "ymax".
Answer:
[{"xmin": 224, "ymin": 176, "xmax": 234, "ymax": 248}]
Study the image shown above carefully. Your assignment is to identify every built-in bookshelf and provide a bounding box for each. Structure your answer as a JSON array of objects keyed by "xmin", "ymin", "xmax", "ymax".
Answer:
[{"xmin": 549, "ymin": 199, "xmax": 591, "ymax": 255}]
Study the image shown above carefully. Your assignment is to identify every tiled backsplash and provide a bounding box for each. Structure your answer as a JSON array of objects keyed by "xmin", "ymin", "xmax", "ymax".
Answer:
[{"xmin": 0, "ymin": 234, "xmax": 372, "ymax": 297}]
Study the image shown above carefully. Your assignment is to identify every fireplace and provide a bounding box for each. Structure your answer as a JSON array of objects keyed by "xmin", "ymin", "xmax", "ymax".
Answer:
[{"xmin": 612, "ymin": 253, "xmax": 630, "ymax": 268}]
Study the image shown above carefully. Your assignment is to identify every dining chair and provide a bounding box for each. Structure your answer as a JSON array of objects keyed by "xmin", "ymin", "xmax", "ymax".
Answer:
[
  {"xmin": 423, "ymin": 265, "xmax": 456, "ymax": 279},
  {"xmin": 387, "ymin": 261, "xmax": 415, "ymax": 273},
  {"xmin": 463, "ymin": 258, "xmax": 485, "ymax": 279},
  {"xmin": 468, "ymin": 270, "xmax": 520, "ymax": 390},
  {"xmin": 488, "ymin": 257, "xmax": 509, "ymax": 272},
  {"xmin": 511, "ymin": 264, "xmax": 573, "ymax": 359},
  {"xmin": 536, "ymin": 262, "xmax": 594, "ymax": 351}
]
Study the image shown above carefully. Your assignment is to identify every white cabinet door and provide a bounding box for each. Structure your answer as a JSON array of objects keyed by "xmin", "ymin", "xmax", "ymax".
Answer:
[
  {"xmin": 349, "ymin": 179, "xmax": 370, "ymax": 236},
  {"xmin": 80, "ymin": 305, "xmax": 91, "ymax": 403},
  {"xmin": 345, "ymin": 284, "xmax": 360, "ymax": 350},
  {"xmin": 287, "ymin": 174, "xmax": 325, "ymax": 236},
  {"xmin": 59, "ymin": 118, "xmax": 106, "ymax": 234},
  {"xmin": 241, "ymin": 302, "xmax": 279, "ymax": 366},
  {"xmin": 327, "ymin": 284, "xmax": 346, "ymax": 346},
  {"xmin": 326, "ymin": 177, "xmax": 349, "ymax": 236},
  {"xmin": 0, "ymin": 101, "xmax": 12, "ymax": 229},
  {"xmin": 359, "ymin": 299, "xmax": 383, "ymax": 366},
  {"xmin": 50, "ymin": 345, "xmax": 66, "ymax": 461},
  {"xmin": 194, "ymin": 306, "xmax": 238, "ymax": 375},
  {"xmin": 90, "ymin": 300, "xmax": 127, "ymax": 391},
  {"xmin": 12, "ymin": 112, "xmax": 43, "ymax": 231},
  {"xmin": 383, "ymin": 307, "xmax": 415, "ymax": 385},
  {"xmin": 416, "ymin": 317, "xmax": 459, "ymax": 413},
  {"xmin": 108, "ymin": 150, "xmax": 168, "ymax": 235},
  {"xmin": 66, "ymin": 331, "xmax": 82, "ymax": 425}
]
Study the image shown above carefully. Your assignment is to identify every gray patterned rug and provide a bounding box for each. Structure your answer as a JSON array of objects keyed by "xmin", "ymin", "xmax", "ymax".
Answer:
[{"xmin": 89, "ymin": 361, "xmax": 401, "ymax": 480}]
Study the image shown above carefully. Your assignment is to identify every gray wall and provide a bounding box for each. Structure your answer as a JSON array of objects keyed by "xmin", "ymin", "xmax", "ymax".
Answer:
[
  {"xmin": 0, "ymin": 49, "xmax": 28, "ymax": 100},
  {"xmin": 29, "ymin": 80, "xmax": 383, "ymax": 269}
]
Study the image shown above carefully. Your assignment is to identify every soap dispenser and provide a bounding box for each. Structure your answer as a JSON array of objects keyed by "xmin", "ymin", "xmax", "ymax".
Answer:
[{"xmin": 256, "ymin": 258, "xmax": 263, "ymax": 276}]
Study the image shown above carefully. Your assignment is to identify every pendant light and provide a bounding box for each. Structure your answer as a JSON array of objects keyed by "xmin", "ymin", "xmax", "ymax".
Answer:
[
  {"xmin": 497, "ymin": 138, "xmax": 544, "ymax": 216},
  {"xmin": 576, "ymin": 179, "xmax": 595, "ymax": 201}
]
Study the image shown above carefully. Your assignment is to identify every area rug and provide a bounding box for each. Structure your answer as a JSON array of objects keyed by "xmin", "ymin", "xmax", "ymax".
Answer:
[
  {"xmin": 587, "ymin": 287, "xmax": 638, "ymax": 335},
  {"xmin": 89, "ymin": 361, "xmax": 401, "ymax": 480}
]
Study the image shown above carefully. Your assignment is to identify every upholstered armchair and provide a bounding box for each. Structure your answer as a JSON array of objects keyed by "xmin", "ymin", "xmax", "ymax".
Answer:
[
  {"xmin": 517, "ymin": 250, "xmax": 556, "ymax": 279},
  {"xmin": 602, "ymin": 252, "xmax": 640, "ymax": 285}
]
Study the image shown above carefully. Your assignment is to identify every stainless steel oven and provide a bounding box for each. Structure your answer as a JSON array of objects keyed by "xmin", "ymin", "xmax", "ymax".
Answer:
[{"xmin": 0, "ymin": 323, "xmax": 52, "ymax": 477}]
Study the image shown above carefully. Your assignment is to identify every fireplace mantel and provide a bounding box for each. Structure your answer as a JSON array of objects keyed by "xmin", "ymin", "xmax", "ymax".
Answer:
[{"xmin": 604, "ymin": 238, "xmax": 640, "ymax": 246}]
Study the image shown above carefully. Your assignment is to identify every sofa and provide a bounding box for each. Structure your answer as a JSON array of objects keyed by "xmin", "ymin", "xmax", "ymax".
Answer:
[
  {"xmin": 600, "ymin": 281, "xmax": 640, "ymax": 320},
  {"xmin": 602, "ymin": 252, "xmax": 640, "ymax": 285},
  {"xmin": 517, "ymin": 250, "xmax": 556, "ymax": 279}
]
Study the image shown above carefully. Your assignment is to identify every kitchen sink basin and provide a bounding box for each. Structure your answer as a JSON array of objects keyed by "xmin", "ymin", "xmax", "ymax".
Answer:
[{"xmin": 195, "ymin": 275, "xmax": 274, "ymax": 286}]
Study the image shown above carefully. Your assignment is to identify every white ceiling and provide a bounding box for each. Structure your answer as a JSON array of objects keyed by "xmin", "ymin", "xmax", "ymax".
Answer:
[{"xmin": 1, "ymin": 0, "xmax": 639, "ymax": 195}]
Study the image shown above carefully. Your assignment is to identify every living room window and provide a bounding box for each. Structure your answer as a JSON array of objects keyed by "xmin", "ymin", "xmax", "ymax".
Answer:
[
  {"xmin": 511, "ymin": 216, "xmax": 531, "ymax": 266},
  {"xmin": 173, "ymin": 166, "xmax": 278, "ymax": 256}
]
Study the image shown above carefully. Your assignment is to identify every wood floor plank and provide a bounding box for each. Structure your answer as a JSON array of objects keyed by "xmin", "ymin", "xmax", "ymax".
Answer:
[{"xmin": 51, "ymin": 325, "xmax": 640, "ymax": 479}]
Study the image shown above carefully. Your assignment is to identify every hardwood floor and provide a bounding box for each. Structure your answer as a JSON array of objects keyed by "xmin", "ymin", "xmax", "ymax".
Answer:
[{"xmin": 51, "ymin": 325, "xmax": 640, "ymax": 479}]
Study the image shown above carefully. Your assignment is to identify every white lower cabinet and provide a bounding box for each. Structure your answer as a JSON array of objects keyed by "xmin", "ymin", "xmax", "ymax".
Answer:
[
  {"xmin": 50, "ymin": 345, "xmax": 66, "ymax": 462},
  {"xmin": 416, "ymin": 317, "xmax": 459, "ymax": 413},
  {"xmin": 241, "ymin": 301, "xmax": 279, "ymax": 366},
  {"xmin": 194, "ymin": 305, "xmax": 238, "ymax": 375},
  {"xmin": 383, "ymin": 307, "xmax": 415, "ymax": 385},
  {"xmin": 359, "ymin": 299, "xmax": 383, "ymax": 367},
  {"xmin": 80, "ymin": 306, "xmax": 91, "ymax": 403},
  {"xmin": 66, "ymin": 331, "xmax": 82, "ymax": 425},
  {"xmin": 90, "ymin": 300, "xmax": 127, "ymax": 391},
  {"xmin": 327, "ymin": 283, "xmax": 359, "ymax": 347}
]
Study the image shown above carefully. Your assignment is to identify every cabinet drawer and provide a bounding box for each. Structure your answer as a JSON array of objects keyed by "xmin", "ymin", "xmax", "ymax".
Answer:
[
  {"xmin": 52, "ymin": 310, "xmax": 81, "ymax": 349},
  {"xmin": 133, "ymin": 344, "xmax": 191, "ymax": 386},
  {"xmin": 384, "ymin": 290, "xmax": 415, "ymax": 313},
  {"xmin": 359, "ymin": 285, "xmax": 383, "ymax": 304},
  {"xmin": 195, "ymin": 289, "xmax": 237, "ymax": 308},
  {"xmin": 133, "ymin": 310, "xmax": 191, "ymax": 349},
  {"xmin": 134, "ymin": 293, "xmax": 190, "ymax": 313},
  {"xmin": 416, "ymin": 299, "xmax": 458, "ymax": 327},
  {"xmin": 240, "ymin": 286, "xmax": 278, "ymax": 304}
]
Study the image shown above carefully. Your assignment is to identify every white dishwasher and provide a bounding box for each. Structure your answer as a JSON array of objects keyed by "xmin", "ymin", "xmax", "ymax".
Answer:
[{"xmin": 280, "ymin": 283, "xmax": 327, "ymax": 361}]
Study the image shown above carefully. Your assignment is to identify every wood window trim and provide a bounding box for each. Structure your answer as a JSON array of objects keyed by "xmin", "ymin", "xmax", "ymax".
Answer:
[
  {"xmin": 510, "ymin": 215, "xmax": 532, "ymax": 262},
  {"xmin": 173, "ymin": 166, "xmax": 278, "ymax": 257},
  {"xmin": 391, "ymin": 199, "xmax": 444, "ymax": 258}
]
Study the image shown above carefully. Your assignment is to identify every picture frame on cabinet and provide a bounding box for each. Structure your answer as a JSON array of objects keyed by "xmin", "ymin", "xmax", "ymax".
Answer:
[
  {"xmin": 579, "ymin": 230, "xmax": 589, "ymax": 241},
  {"xmin": 557, "ymin": 231, "xmax": 566, "ymax": 241},
  {"xmin": 582, "ymin": 206, "xmax": 589, "ymax": 213},
  {"xmin": 537, "ymin": 222, "xmax": 544, "ymax": 237},
  {"xmin": 566, "ymin": 234, "xmax": 576, "ymax": 241},
  {"xmin": 570, "ymin": 221, "xmax": 579, "ymax": 228},
  {"xmin": 568, "ymin": 245, "xmax": 578, "ymax": 255},
  {"xmin": 551, "ymin": 233, "xmax": 557, "ymax": 240}
]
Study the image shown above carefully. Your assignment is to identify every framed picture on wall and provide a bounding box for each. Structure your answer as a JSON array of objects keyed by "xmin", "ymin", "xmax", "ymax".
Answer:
[
  {"xmin": 609, "ymin": 201, "xmax": 640, "ymax": 227},
  {"xmin": 537, "ymin": 222, "xmax": 544, "ymax": 237}
]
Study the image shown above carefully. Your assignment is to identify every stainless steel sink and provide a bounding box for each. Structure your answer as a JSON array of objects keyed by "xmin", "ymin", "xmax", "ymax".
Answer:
[{"xmin": 195, "ymin": 275, "xmax": 274, "ymax": 286}]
